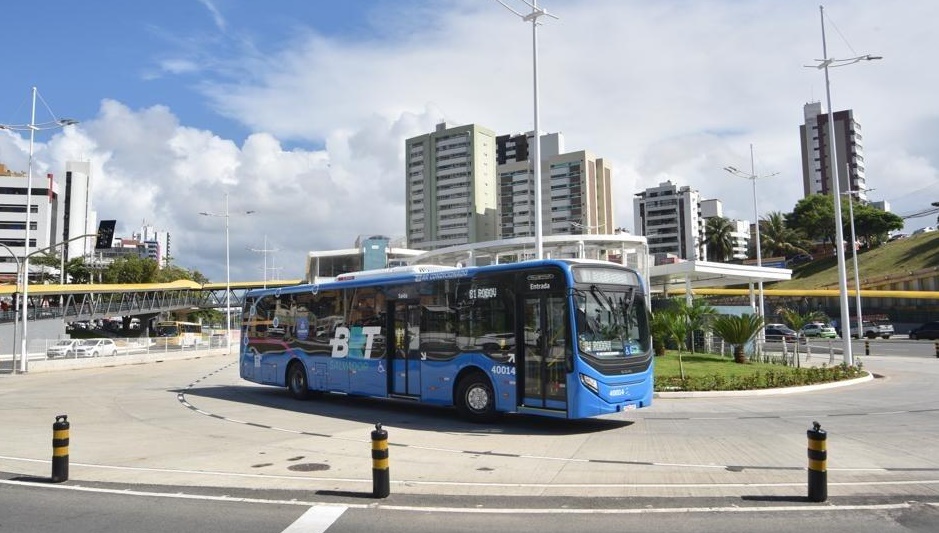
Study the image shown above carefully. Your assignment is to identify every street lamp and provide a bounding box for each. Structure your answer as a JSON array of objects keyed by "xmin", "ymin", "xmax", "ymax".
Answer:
[
  {"xmin": 843, "ymin": 187, "xmax": 872, "ymax": 339},
  {"xmin": 808, "ymin": 5, "xmax": 881, "ymax": 365},
  {"xmin": 200, "ymin": 194, "xmax": 254, "ymax": 356},
  {"xmin": 0, "ymin": 86, "xmax": 78, "ymax": 372},
  {"xmin": 497, "ymin": 0, "xmax": 557, "ymax": 260},
  {"xmin": 2, "ymin": 233, "xmax": 96, "ymax": 372},
  {"xmin": 724, "ymin": 145, "xmax": 778, "ymax": 330}
]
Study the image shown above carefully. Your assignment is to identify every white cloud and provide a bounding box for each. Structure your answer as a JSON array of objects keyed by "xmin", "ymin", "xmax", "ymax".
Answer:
[{"xmin": 6, "ymin": 0, "xmax": 939, "ymax": 283}]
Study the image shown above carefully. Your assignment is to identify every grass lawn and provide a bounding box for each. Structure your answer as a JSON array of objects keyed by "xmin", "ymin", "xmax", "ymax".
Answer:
[{"xmin": 653, "ymin": 350, "xmax": 864, "ymax": 392}]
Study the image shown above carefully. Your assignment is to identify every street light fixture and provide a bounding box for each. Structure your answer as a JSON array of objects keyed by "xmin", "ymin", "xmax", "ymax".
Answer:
[
  {"xmin": 497, "ymin": 0, "xmax": 558, "ymax": 260},
  {"xmin": 807, "ymin": 5, "xmax": 881, "ymax": 365},
  {"xmin": 200, "ymin": 194, "xmax": 255, "ymax": 356},
  {"xmin": 724, "ymin": 145, "xmax": 778, "ymax": 334},
  {"xmin": 0, "ymin": 86, "xmax": 79, "ymax": 372}
]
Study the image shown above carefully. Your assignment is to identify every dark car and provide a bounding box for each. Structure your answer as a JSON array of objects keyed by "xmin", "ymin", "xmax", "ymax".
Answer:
[
  {"xmin": 909, "ymin": 321, "xmax": 939, "ymax": 340},
  {"xmin": 764, "ymin": 326, "xmax": 799, "ymax": 343},
  {"xmin": 786, "ymin": 253, "xmax": 814, "ymax": 267}
]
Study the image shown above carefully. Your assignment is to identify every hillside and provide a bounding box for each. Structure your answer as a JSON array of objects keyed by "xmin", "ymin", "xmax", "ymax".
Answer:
[{"xmin": 767, "ymin": 231, "xmax": 939, "ymax": 290}]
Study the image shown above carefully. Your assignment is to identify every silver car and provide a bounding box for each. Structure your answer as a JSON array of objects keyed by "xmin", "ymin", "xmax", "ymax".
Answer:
[
  {"xmin": 74, "ymin": 339, "xmax": 118, "ymax": 357},
  {"xmin": 46, "ymin": 339, "xmax": 80, "ymax": 359}
]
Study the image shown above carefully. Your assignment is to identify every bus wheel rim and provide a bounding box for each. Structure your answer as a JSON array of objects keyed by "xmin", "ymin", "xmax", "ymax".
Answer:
[{"xmin": 467, "ymin": 386, "xmax": 489, "ymax": 411}]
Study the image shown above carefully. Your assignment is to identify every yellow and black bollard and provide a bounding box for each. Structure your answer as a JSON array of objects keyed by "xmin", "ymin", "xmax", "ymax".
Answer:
[
  {"xmin": 934, "ymin": 341, "xmax": 938, "ymax": 358},
  {"xmin": 52, "ymin": 415, "xmax": 70, "ymax": 483},
  {"xmin": 865, "ymin": 339, "xmax": 870, "ymax": 356},
  {"xmin": 807, "ymin": 421, "xmax": 827, "ymax": 502},
  {"xmin": 371, "ymin": 423, "xmax": 390, "ymax": 498}
]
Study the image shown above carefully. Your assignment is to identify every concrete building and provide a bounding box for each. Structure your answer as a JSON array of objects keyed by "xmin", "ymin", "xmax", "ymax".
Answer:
[
  {"xmin": 0, "ymin": 162, "xmax": 61, "ymax": 282},
  {"xmin": 700, "ymin": 198, "xmax": 750, "ymax": 261},
  {"xmin": 405, "ymin": 122, "xmax": 499, "ymax": 251},
  {"xmin": 800, "ymin": 102, "xmax": 868, "ymax": 202},
  {"xmin": 495, "ymin": 131, "xmax": 613, "ymax": 240},
  {"xmin": 60, "ymin": 161, "xmax": 97, "ymax": 264},
  {"xmin": 132, "ymin": 223, "xmax": 170, "ymax": 267},
  {"xmin": 633, "ymin": 180, "xmax": 703, "ymax": 263}
]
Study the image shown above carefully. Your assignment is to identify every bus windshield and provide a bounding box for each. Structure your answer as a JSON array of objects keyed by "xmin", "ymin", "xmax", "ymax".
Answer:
[
  {"xmin": 573, "ymin": 285, "xmax": 649, "ymax": 359},
  {"xmin": 155, "ymin": 325, "xmax": 179, "ymax": 337}
]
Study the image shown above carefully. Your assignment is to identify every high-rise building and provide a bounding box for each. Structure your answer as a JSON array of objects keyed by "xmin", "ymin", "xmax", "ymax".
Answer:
[
  {"xmin": 405, "ymin": 122, "xmax": 499, "ymax": 251},
  {"xmin": 495, "ymin": 131, "xmax": 613, "ymax": 240},
  {"xmin": 633, "ymin": 180, "xmax": 703, "ymax": 262},
  {"xmin": 700, "ymin": 198, "xmax": 750, "ymax": 261},
  {"xmin": 133, "ymin": 223, "xmax": 171, "ymax": 267},
  {"xmin": 0, "ymin": 162, "xmax": 63, "ymax": 282},
  {"xmin": 800, "ymin": 102, "xmax": 868, "ymax": 202},
  {"xmin": 61, "ymin": 161, "xmax": 97, "ymax": 264}
]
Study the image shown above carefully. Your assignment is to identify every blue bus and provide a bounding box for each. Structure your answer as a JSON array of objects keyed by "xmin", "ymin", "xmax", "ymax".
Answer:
[{"xmin": 239, "ymin": 260, "xmax": 653, "ymax": 421}]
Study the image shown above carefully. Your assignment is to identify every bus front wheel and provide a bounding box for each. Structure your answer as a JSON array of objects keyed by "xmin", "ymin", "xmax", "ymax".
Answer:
[
  {"xmin": 456, "ymin": 372, "xmax": 498, "ymax": 423},
  {"xmin": 286, "ymin": 361, "xmax": 310, "ymax": 400}
]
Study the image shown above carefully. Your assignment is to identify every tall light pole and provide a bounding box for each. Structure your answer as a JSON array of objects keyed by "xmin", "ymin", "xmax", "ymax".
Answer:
[
  {"xmin": 724, "ymin": 145, "xmax": 778, "ymax": 327},
  {"xmin": 497, "ymin": 0, "xmax": 557, "ymax": 260},
  {"xmin": 200, "ymin": 194, "xmax": 254, "ymax": 355},
  {"xmin": 249, "ymin": 235, "xmax": 278, "ymax": 289},
  {"xmin": 808, "ymin": 5, "xmax": 881, "ymax": 365},
  {"xmin": 844, "ymin": 187, "xmax": 872, "ymax": 339},
  {"xmin": 0, "ymin": 86, "xmax": 78, "ymax": 372}
]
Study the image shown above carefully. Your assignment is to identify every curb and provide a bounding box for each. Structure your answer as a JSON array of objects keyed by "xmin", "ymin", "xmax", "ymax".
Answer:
[{"xmin": 654, "ymin": 371, "xmax": 874, "ymax": 398}]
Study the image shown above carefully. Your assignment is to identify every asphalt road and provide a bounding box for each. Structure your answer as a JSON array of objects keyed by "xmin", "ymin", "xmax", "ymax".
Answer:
[{"xmin": 1, "ymin": 344, "xmax": 938, "ymax": 531}]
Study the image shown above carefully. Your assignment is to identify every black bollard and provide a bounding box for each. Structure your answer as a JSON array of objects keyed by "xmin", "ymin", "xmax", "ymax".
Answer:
[
  {"xmin": 52, "ymin": 415, "xmax": 70, "ymax": 483},
  {"xmin": 371, "ymin": 423, "xmax": 390, "ymax": 498},
  {"xmin": 807, "ymin": 421, "xmax": 827, "ymax": 502},
  {"xmin": 865, "ymin": 340, "xmax": 870, "ymax": 356}
]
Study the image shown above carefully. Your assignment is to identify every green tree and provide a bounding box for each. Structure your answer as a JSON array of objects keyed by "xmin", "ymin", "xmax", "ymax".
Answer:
[
  {"xmin": 103, "ymin": 256, "xmax": 160, "ymax": 284},
  {"xmin": 28, "ymin": 251, "xmax": 63, "ymax": 283},
  {"xmin": 675, "ymin": 298, "xmax": 717, "ymax": 354},
  {"xmin": 787, "ymin": 194, "xmax": 836, "ymax": 247},
  {"xmin": 775, "ymin": 306, "xmax": 829, "ymax": 366},
  {"xmin": 704, "ymin": 216, "xmax": 735, "ymax": 262},
  {"xmin": 850, "ymin": 200, "xmax": 904, "ymax": 247},
  {"xmin": 760, "ymin": 211, "xmax": 810, "ymax": 258},
  {"xmin": 65, "ymin": 257, "xmax": 93, "ymax": 284},
  {"xmin": 710, "ymin": 313, "xmax": 764, "ymax": 364}
]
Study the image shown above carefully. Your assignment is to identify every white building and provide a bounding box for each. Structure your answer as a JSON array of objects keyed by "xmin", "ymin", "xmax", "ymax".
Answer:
[
  {"xmin": 60, "ymin": 161, "xmax": 97, "ymax": 264},
  {"xmin": 133, "ymin": 223, "xmax": 170, "ymax": 267},
  {"xmin": 0, "ymin": 162, "xmax": 63, "ymax": 282},
  {"xmin": 700, "ymin": 198, "xmax": 750, "ymax": 261},
  {"xmin": 633, "ymin": 180, "xmax": 703, "ymax": 262}
]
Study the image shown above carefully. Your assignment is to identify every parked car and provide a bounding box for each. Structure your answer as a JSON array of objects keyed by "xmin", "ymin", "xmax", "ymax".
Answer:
[
  {"xmin": 909, "ymin": 321, "xmax": 939, "ymax": 340},
  {"xmin": 764, "ymin": 326, "xmax": 800, "ymax": 343},
  {"xmin": 801, "ymin": 322, "xmax": 837, "ymax": 339},
  {"xmin": 74, "ymin": 338, "xmax": 118, "ymax": 358},
  {"xmin": 46, "ymin": 339, "xmax": 80, "ymax": 359},
  {"xmin": 839, "ymin": 320, "xmax": 894, "ymax": 339},
  {"xmin": 786, "ymin": 253, "xmax": 814, "ymax": 266}
]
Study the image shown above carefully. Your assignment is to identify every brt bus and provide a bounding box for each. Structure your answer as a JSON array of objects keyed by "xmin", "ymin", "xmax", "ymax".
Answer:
[
  {"xmin": 239, "ymin": 260, "xmax": 653, "ymax": 421},
  {"xmin": 154, "ymin": 321, "xmax": 204, "ymax": 348}
]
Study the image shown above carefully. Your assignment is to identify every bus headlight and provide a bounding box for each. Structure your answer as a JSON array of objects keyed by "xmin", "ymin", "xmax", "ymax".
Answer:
[{"xmin": 579, "ymin": 374, "xmax": 598, "ymax": 394}]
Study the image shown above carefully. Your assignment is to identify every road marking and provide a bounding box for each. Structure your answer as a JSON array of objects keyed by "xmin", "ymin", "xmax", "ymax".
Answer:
[
  {"xmin": 281, "ymin": 505, "xmax": 347, "ymax": 532},
  {"xmin": 1, "ymin": 479, "xmax": 936, "ymax": 516}
]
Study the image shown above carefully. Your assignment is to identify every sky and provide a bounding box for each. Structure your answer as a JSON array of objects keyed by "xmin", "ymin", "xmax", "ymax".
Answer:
[{"xmin": 0, "ymin": 0, "xmax": 936, "ymax": 284}]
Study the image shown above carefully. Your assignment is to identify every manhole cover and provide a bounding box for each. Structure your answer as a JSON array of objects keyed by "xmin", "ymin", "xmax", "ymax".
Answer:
[{"xmin": 288, "ymin": 463, "xmax": 331, "ymax": 472}]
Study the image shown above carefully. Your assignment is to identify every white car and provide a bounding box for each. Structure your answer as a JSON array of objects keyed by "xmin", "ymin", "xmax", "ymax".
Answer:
[
  {"xmin": 801, "ymin": 322, "xmax": 837, "ymax": 338},
  {"xmin": 46, "ymin": 339, "xmax": 80, "ymax": 359},
  {"xmin": 74, "ymin": 339, "xmax": 118, "ymax": 357}
]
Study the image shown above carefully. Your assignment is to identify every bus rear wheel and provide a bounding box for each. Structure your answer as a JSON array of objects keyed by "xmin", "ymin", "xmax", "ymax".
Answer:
[
  {"xmin": 456, "ymin": 372, "xmax": 498, "ymax": 423},
  {"xmin": 286, "ymin": 361, "xmax": 310, "ymax": 400}
]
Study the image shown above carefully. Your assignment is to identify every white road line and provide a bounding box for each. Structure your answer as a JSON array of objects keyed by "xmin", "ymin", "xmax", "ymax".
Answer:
[{"xmin": 282, "ymin": 505, "xmax": 347, "ymax": 533}]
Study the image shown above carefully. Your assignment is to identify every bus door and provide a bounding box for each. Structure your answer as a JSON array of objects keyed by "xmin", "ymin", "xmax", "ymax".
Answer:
[
  {"xmin": 388, "ymin": 300, "xmax": 421, "ymax": 398},
  {"xmin": 519, "ymin": 293, "xmax": 569, "ymax": 411}
]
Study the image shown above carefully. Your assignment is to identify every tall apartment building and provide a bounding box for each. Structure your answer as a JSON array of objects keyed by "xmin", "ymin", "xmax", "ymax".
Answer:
[
  {"xmin": 800, "ymin": 102, "xmax": 868, "ymax": 202},
  {"xmin": 633, "ymin": 180, "xmax": 703, "ymax": 261},
  {"xmin": 61, "ymin": 161, "xmax": 97, "ymax": 263},
  {"xmin": 405, "ymin": 122, "xmax": 499, "ymax": 251},
  {"xmin": 0, "ymin": 162, "xmax": 62, "ymax": 282},
  {"xmin": 495, "ymin": 131, "xmax": 613, "ymax": 239}
]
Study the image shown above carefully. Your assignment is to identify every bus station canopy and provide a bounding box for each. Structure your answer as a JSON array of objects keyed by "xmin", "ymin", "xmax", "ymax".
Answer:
[{"xmin": 649, "ymin": 260, "xmax": 791, "ymax": 294}]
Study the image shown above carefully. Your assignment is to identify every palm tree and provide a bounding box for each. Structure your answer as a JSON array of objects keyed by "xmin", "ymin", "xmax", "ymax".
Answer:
[
  {"xmin": 775, "ymin": 306, "xmax": 829, "ymax": 367},
  {"xmin": 710, "ymin": 314, "xmax": 764, "ymax": 364},
  {"xmin": 760, "ymin": 211, "xmax": 810, "ymax": 259},
  {"xmin": 705, "ymin": 216, "xmax": 735, "ymax": 262},
  {"xmin": 676, "ymin": 298, "xmax": 717, "ymax": 354}
]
